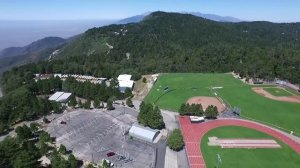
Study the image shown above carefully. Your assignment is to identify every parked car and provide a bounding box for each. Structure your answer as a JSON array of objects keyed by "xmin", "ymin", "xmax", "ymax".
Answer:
[{"xmin": 106, "ymin": 152, "xmax": 115, "ymax": 157}]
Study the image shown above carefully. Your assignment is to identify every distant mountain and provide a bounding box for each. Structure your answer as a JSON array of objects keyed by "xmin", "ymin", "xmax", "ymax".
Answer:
[
  {"xmin": 189, "ymin": 12, "xmax": 242, "ymax": 22},
  {"xmin": 0, "ymin": 37, "xmax": 66, "ymax": 59},
  {"xmin": 117, "ymin": 11, "xmax": 242, "ymax": 24},
  {"xmin": 117, "ymin": 12, "xmax": 151, "ymax": 24},
  {"xmin": 0, "ymin": 37, "xmax": 68, "ymax": 73}
]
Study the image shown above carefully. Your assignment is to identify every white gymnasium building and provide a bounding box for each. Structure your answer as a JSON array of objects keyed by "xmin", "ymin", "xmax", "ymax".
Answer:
[{"xmin": 117, "ymin": 74, "xmax": 134, "ymax": 93}]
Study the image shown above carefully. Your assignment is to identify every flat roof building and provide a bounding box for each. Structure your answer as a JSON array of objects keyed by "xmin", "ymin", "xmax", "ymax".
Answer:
[
  {"xmin": 48, "ymin": 92, "xmax": 72, "ymax": 103},
  {"xmin": 48, "ymin": 92, "xmax": 64, "ymax": 101},
  {"xmin": 129, "ymin": 123, "xmax": 160, "ymax": 143},
  {"xmin": 117, "ymin": 74, "xmax": 134, "ymax": 93}
]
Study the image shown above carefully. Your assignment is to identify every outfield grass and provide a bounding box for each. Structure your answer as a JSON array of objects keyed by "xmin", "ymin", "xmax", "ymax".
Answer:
[
  {"xmin": 145, "ymin": 73, "xmax": 242, "ymax": 111},
  {"xmin": 201, "ymin": 126, "xmax": 300, "ymax": 168},
  {"xmin": 263, "ymin": 87, "xmax": 293, "ymax": 96},
  {"xmin": 145, "ymin": 73, "xmax": 300, "ymax": 134}
]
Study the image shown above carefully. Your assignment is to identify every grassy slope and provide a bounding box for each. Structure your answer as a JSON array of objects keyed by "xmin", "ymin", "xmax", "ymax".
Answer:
[
  {"xmin": 201, "ymin": 126, "xmax": 300, "ymax": 168},
  {"xmin": 145, "ymin": 73, "xmax": 300, "ymax": 133},
  {"xmin": 263, "ymin": 87, "xmax": 293, "ymax": 96}
]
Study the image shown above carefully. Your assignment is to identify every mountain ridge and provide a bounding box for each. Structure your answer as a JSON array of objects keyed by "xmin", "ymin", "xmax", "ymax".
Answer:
[
  {"xmin": 0, "ymin": 37, "xmax": 66, "ymax": 59},
  {"xmin": 117, "ymin": 11, "xmax": 242, "ymax": 24}
]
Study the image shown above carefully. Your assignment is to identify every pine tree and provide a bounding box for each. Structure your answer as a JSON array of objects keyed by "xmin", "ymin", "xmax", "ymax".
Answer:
[
  {"xmin": 126, "ymin": 98, "xmax": 134, "ymax": 107},
  {"xmin": 107, "ymin": 100, "xmax": 114, "ymax": 110},
  {"xmin": 69, "ymin": 95, "xmax": 77, "ymax": 107},
  {"xmin": 205, "ymin": 105, "xmax": 218, "ymax": 119}
]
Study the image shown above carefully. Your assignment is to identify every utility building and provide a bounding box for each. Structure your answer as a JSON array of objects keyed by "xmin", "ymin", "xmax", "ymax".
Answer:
[
  {"xmin": 117, "ymin": 74, "xmax": 134, "ymax": 93},
  {"xmin": 129, "ymin": 123, "xmax": 160, "ymax": 143},
  {"xmin": 48, "ymin": 92, "xmax": 72, "ymax": 104}
]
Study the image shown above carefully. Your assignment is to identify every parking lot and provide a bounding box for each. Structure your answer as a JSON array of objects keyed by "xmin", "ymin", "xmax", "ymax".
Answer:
[{"xmin": 47, "ymin": 109, "xmax": 155, "ymax": 168}]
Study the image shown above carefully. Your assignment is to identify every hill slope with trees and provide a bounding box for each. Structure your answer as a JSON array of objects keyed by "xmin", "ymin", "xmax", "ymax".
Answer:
[{"xmin": 28, "ymin": 11, "xmax": 299, "ymax": 84}]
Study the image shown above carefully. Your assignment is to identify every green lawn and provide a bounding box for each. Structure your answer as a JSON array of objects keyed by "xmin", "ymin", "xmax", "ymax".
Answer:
[
  {"xmin": 145, "ymin": 73, "xmax": 242, "ymax": 111},
  {"xmin": 145, "ymin": 73, "xmax": 300, "ymax": 134},
  {"xmin": 263, "ymin": 87, "xmax": 293, "ymax": 96},
  {"xmin": 201, "ymin": 126, "xmax": 300, "ymax": 168}
]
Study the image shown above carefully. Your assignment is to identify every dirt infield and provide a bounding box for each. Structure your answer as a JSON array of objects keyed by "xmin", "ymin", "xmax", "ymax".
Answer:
[
  {"xmin": 178, "ymin": 117, "xmax": 300, "ymax": 168},
  {"xmin": 186, "ymin": 96, "xmax": 226, "ymax": 112},
  {"xmin": 252, "ymin": 87, "xmax": 300, "ymax": 103}
]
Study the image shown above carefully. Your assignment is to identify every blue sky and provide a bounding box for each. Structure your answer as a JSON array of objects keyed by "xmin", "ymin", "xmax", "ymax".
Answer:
[{"xmin": 1, "ymin": 0, "xmax": 300, "ymax": 22}]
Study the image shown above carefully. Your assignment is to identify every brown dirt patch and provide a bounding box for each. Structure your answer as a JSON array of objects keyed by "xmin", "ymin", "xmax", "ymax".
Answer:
[
  {"xmin": 186, "ymin": 96, "xmax": 226, "ymax": 112},
  {"xmin": 252, "ymin": 87, "xmax": 300, "ymax": 103}
]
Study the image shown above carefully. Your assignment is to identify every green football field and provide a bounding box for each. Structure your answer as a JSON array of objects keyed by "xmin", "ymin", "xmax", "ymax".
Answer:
[
  {"xmin": 145, "ymin": 73, "xmax": 300, "ymax": 134},
  {"xmin": 263, "ymin": 87, "xmax": 293, "ymax": 96},
  {"xmin": 201, "ymin": 126, "xmax": 300, "ymax": 168}
]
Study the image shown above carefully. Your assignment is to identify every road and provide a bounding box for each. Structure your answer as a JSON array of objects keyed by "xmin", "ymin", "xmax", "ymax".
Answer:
[
  {"xmin": 161, "ymin": 110, "xmax": 189, "ymax": 168},
  {"xmin": 156, "ymin": 138, "xmax": 167, "ymax": 168}
]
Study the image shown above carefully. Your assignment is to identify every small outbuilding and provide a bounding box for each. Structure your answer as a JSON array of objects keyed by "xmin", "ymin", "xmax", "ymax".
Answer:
[{"xmin": 129, "ymin": 123, "xmax": 160, "ymax": 143}]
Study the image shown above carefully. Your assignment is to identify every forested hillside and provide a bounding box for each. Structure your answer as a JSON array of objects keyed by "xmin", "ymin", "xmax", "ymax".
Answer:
[
  {"xmin": 2, "ymin": 11, "xmax": 300, "ymax": 89},
  {"xmin": 14, "ymin": 11, "xmax": 297, "ymax": 83}
]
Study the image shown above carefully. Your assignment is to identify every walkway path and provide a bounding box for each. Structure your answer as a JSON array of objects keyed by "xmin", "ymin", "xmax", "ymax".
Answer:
[{"xmin": 179, "ymin": 117, "xmax": 300, "ymax": 168}]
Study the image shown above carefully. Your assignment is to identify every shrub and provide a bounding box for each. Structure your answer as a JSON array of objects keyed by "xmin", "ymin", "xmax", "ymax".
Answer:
[{"xmin": 167, "ymin": 129, "xmax": 184, "ymax": 151}]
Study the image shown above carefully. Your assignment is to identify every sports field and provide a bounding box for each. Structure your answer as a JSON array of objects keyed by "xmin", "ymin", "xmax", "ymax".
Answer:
[
  {"xmin": 201, "ymin": 126, "xmax": 300, "ymax": 168},
  {"xmin": 145, "ymin": 73, "xmax": 300, "ymax": 134},
  {"xmin": 263, "ymin": 87, "xmax": 293, "ymax": 96}
]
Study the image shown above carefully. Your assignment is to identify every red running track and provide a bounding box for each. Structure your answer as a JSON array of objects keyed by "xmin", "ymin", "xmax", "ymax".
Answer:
[{"xmin": 178, "ymin": 116, "xmax": 300, "ymax": 168}]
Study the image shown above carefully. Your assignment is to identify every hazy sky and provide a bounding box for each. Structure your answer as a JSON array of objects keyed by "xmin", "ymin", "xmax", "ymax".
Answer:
[{"xmin": 1, "ymin": 0, "xmax": 300, "ymax": 22}]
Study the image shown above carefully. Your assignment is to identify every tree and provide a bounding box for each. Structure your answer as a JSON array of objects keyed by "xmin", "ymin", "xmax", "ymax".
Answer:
[
  {"xmin": 13, "ymin": 150, "xmax": 39, "ymax": 168},
  {"xmin": 100, "ymin": 159, "xmax": 111, "ymax": 168},
  {"xmin": 126, "ymin": 98, "xmax": 134, "ymax": 107},
  {"xmin": 138, "ymin": 102, "xmax": 165, "ymax": 129},
  {"xmin": 205, "ymin": 105, "xmax": 218, "ymax": 119},
  {"xmin": 39, "ymin": 142, "xmax": 50, "ymax": 155},
  {"xmin": 142, "ymin": 77, "xmax": 147, "ymax": 83},
  {"xmin": 137, "ymin": 102, "xmax": 151, "ymax": 126},
  {"xmin": 86, "ymin": 163, "xmax": 95, "ymax": 168},
  {"xmin": 39, "ymin": 131, "xmax": 51, "ymax": 143},
  {"xmin": 59, "ymin": 144, "xmax": 67, "ymax": 154},
  {"xmin": 43, "ymin": 117, "xmax": 50, "ymax": 123},
  {"xmin": 147, "ymin": 106, "xmax": 165, "ymax": 129},
  {"xmin": 15, "ymin": 125, "xmax": 33, "ymax": 143},
  {"xmin": 68, "ymin": 154, "xmax": 78, "ymax": 168},
  {"xmin": 0, "ymin": 138, "xmax": 20, "ymax": 167},
  {"xmin": 84, "ymin": 99, "xmax": 91, "ymax": 109},
  {"xmin": 124, "ymin": 88, "xmax": 132, "ymax": 98},
  {"xmin": 167, "ymin": 129, "xmax": 184, "ymax": 151},
  {"xmin": 94, "ymin": 98, "xmax": 100, "ymax": 108},
  {"xmin": 179, "ymin": 103, "xmax": 203, "ymax": 116},
  {"xmin": 106, "ymin": 100, "xmax": 114, "ymax": 110},
  {"xmin": 69, "ymin": 95, "xmax": 77, "ymax": 107},
  {"xmin": 29, "ymin": 122, "xmax": 39, "ymax": 133}
]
